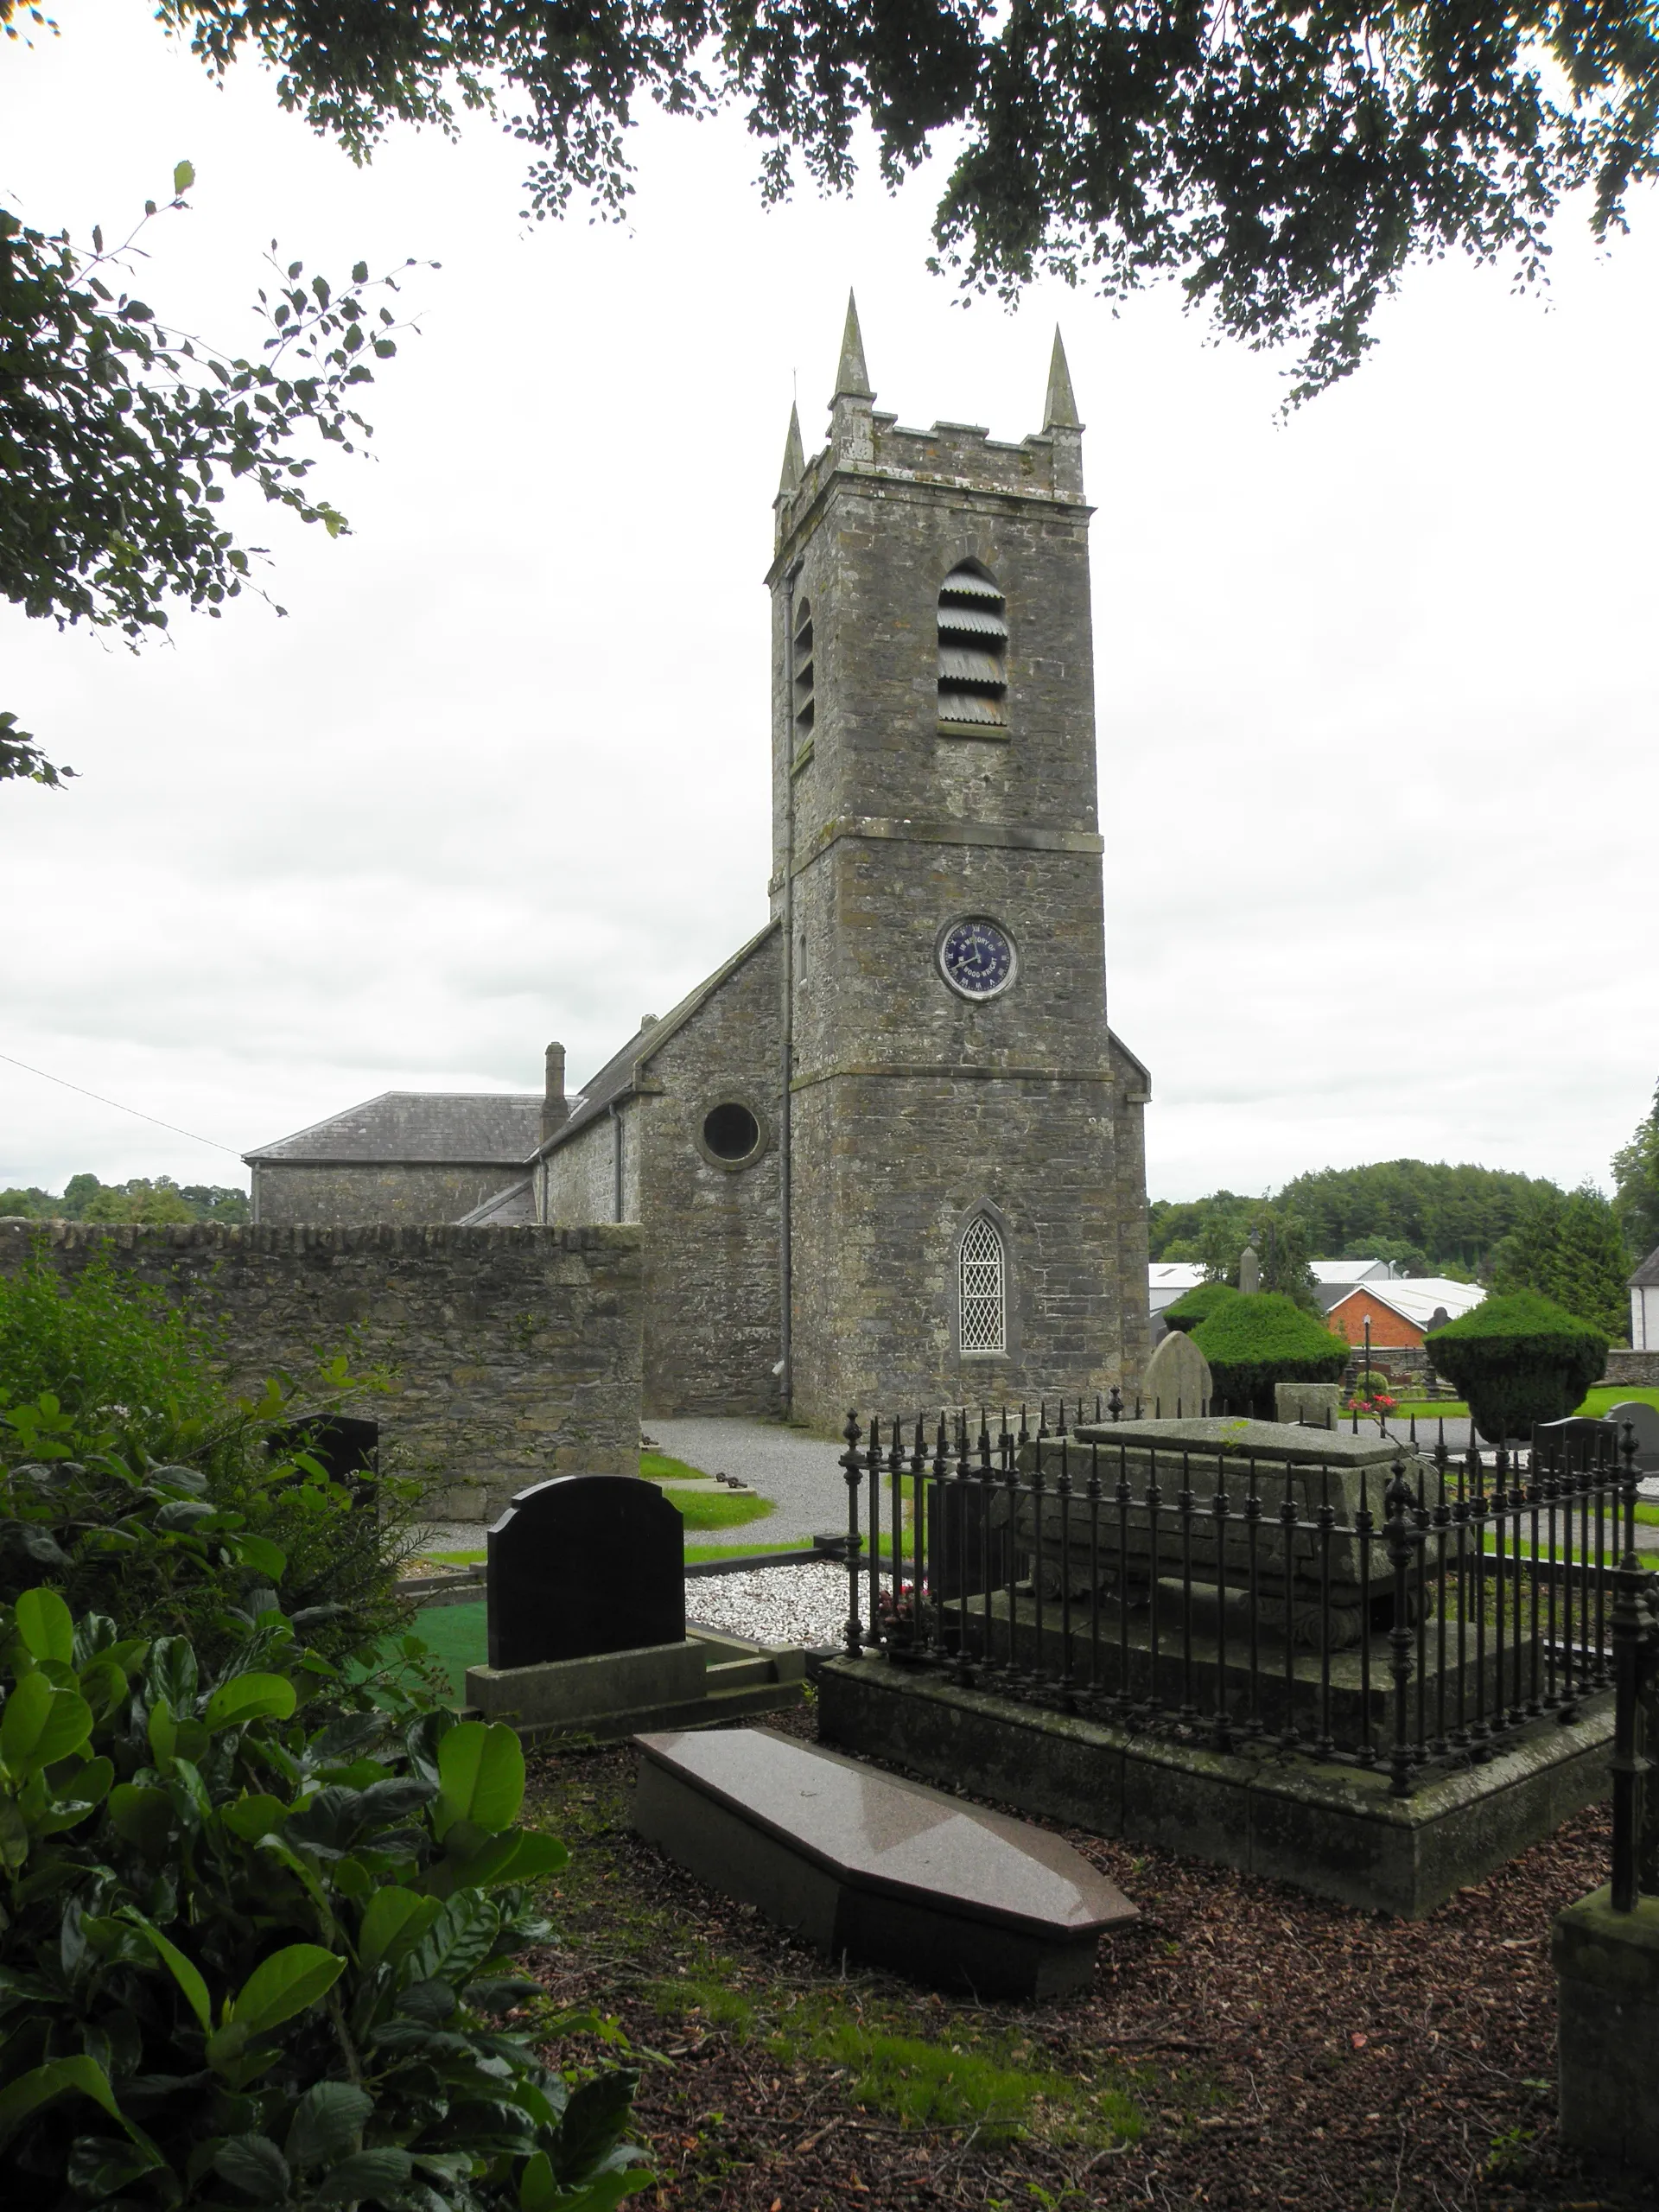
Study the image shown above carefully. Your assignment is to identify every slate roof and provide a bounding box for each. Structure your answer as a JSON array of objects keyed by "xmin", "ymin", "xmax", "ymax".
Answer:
[
  {"xmin": 1630, "ymin": 1244, "xmax": 1659, "ymax": 1289},
  {"xmin": 245, "ymin": 1092, "xmax": 543, "ymax": 1166},
  {"xmin": 536, "ymin": 921, "xmax": 781, "ymax": 1160},
  {"xmin": 454, "ymin": 1178, "xmax": 538, "ymax": 1226}
]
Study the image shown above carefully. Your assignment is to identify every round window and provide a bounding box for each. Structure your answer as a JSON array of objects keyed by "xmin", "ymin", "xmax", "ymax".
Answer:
[{"xmin": 702, "ymin": 1102, "xmax": 761, "ymax": 1162}]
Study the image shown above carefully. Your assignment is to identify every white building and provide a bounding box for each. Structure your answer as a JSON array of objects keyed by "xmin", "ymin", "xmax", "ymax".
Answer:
[{"xmin": 1631, "ymin": 1246, "xmax": 1659, "ymax": 1351}]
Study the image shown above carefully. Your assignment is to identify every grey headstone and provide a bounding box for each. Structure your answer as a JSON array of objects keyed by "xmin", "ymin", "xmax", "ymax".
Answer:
[
  {"xmin": 1238, "ymin": 1244, "xmax": 1261, "ymax": 1295},
  {"xmin": 486, "ymin": 1473, "xmax": 684, "ymax": 1669},
  {"xmin": 1607, "ymin": 1402, "xmax": 1659, "ymax": 1472},
  {"xmin": 1141, "ymin": 1328, "xmax": 1213, "ymax": 1419},
  {"xmin": 1275, "ymin": 1381, "xmax": 1342, "ymax": 1431}
]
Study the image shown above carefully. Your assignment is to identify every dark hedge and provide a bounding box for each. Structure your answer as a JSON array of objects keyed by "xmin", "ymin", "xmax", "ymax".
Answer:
[
  {"xmin": 1190, "ymin": 1294, "xmax": 1349, "ymax": 1419},
  {"xmin": 1425, "ymin": 1290, "xmax": 1607, "ymax": 1440},
  {"xmin": 1160, "ymin": 1281, "xmax": 1238, "ymax": 1335}
]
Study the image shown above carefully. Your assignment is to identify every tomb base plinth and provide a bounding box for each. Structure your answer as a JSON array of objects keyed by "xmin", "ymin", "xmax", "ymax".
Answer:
[
  {"xmin": 1554, "ymin": 1888, "xmax": 1659, "ymax": 2173},
  {"xmin": 465, "ymin": 1631, "xmax": 804, "ymax": 1745}
]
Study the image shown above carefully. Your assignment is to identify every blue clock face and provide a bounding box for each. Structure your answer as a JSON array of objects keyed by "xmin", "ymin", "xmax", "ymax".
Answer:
[{"xmin": 939, "ymin": 917, "xmax": 1015, "ymax": 1000}]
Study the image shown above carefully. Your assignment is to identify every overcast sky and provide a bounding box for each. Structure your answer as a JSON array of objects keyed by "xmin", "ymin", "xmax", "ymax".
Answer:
[{"xmin": 3, "ymin": 6, "xmax": 1656, "ymax": 1208}]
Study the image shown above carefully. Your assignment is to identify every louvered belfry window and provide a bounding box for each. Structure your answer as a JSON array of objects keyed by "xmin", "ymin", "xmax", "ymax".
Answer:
[
  {"xmin": 938, "ymin": 564, "xmax": 1008, "ymax": 729},
  {"xmin": 792, "ymin": 597, "xmax": 815, "ymax": 738},
  {"xmin": 958, "ymin": 1216, "xmax": 1007, "ymax": 1354}
]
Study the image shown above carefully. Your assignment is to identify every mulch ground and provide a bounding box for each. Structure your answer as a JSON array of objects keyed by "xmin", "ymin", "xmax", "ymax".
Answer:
[{"xmin": 524, "ymin": 1700, "xmax": 1640, "ymax": 2212}]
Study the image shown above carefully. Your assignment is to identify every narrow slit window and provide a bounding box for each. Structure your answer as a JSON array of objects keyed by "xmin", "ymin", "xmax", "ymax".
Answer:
[
  {"xmin": 959, "ymin": 1216, "xmax": 1007, "ymax": 1354},
  {"xmin": 793, "ymin": 598, "xmax": 815, "ymax": 737},
  {"xmin": 938, "ymin": 564, "xmax": 1007, "ymax": 729}
]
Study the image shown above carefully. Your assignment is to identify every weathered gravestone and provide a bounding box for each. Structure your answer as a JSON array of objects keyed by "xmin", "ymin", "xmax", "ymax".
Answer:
[
  {"xmin": 1606, "ymin": 1401, "xmax": 1659, "ymax": 1473},
  {"xmin": 1274, "ymin": 1381, "xmax": 1341, "ymax": 1429},
  {"xmin": 1141, "ymin": 1327, "xmax": 1212, "ymax": 1418},
  {"xmin": 1238, "ymin": 1243, "xmax": 1261, "ymax": 1294},
  {"xmin": 486, "ymin": 1474, "xmax": 684, "ymax": 1669}
]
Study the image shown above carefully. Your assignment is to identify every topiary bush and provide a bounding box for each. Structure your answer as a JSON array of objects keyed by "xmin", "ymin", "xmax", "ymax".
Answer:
[
  {"xmin": 1424, "ymin": 1290, "xmax": 1608, "ymax": 1441},
  {"xmin": 0, "ymin": 1586, "xmax": 648, "ymax": 2212},
  {"xmin": 1160, "ymin": 1281, "xmax": 1237, "ymax": 1335},
  {"xmin": 1190, "ymin": 1293, "xmax": 1350, "ymax": 1418}
]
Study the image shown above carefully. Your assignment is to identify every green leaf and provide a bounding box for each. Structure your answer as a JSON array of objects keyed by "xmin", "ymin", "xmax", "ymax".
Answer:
[
  {"xmin": 146, "ymin": 1637, "xmax": 199, "ymax": 1714},
  {"xmin": 203, "ymin": 1674, "xmax": 296, "ymax": 1732},
  {"xmin": 520, "ymin": 2150, "xmax": 556, "ymax": 2212},
  {"xmin": 234, "ymin": 1533, "xmax": 288, "ymax": 1580},
  {"xmin": 16, "ymin": 1586, "xmax": 73, "ymax": 1664},
  {"xmin": 435, "ymin": 1721, "xmax": 524, "ymax": 1837},
  {"xmin": 284, "ymin": 2082, "xmax": 372, "ymax": 2171},
  {"xmin": 147, "ymin": 1699, "xmax": 178, "ymax": 1765},
  {"xmin": 547, "ymin": 2174, "xmax": 654, "ymax": 2212},
  {"xmin": 108, "ymin": 1783, "xmax": 174, "ymax": 1856},
  {"xmin": 1, "ymin": 1670, "xmax": 93, "ymax": 1775},
  {"xmin": 445, "ymin": 1827, "xmax": 569, "ymax": 1893},
  {"xmin": 213, "ymin": 2133, "xmax": 291, "ymax": 2201},
  {"xmin": 37, "ymin": 1752, "xmax": 113, "ymax": 1833},
  {"xmin": 359, "ymin": 1886, "xmax": 442, "ymax": 1972},
  {"xmin": 230, "ymin": 1943, "xmax": 345, "ymax": 2037},
  {"xmin": 122, "ymin": 1912, "xmax": 213, "ymax": 2032},
  {"xmin": 312, "ymin": 2146, "xmax": 412, "ymax": 2203},
  {"xmin": 0, "ymin": 2054, "xmax": 124, "ymax": 2146},
  {"xmin": 220, "ymin": 1793, "xmax": 287, "ymax": 1842},
  {"xmin": 173, "ymin": 158, "xmax": 196, "ymax": 195},
  {"xmin": 552, "ymin": 2073, "xmax": 642, "ymax": 2190}
]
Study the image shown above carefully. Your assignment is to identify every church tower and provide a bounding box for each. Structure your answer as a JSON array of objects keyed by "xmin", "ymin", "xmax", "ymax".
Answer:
[{"xmin": 769, "ymin": 297, "xmax": 1151, "ymax": 1427}]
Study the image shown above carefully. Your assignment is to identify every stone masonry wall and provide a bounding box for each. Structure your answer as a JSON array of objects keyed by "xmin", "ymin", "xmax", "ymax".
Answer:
[
  {"xmin": 634, "ymin": 931, "xmax": 784, "ymax": 1417},
  {"xmin": 0, "ymin": 1220, "xmax": 643, "ymax": 1522},
  {"xmin": 251, "ymin": 1161, "xmax": 527, "ymax": 1228}
]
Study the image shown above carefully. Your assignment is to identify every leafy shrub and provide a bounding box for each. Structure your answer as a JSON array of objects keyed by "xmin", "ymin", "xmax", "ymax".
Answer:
[
  {"xmin": 1425, "ymin": 1290, "xmax": 1608, "ymax": 1441},
  {"xmin": 1160, "ymin": 1281, "xmax": 1237, "ymax": 1335},
  {"xmin": 0, "ymin": 1255, "xmax": 419, "ymax": 1675},
  {"xmin": 0, "ymin": 1586, "xmax": 647, "ymax": 2212},
  {"xmin": 1190, "ymin": 1294, "xmax": 1349, "ymax": 1418},
  {"xmin": 1351, "ymin": 1370, "xmax": 1393, "ymax": 1400}
]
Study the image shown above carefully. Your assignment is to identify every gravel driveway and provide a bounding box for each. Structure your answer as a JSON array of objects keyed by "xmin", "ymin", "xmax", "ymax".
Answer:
[{"xmin": 648, "ymin": 1414, "xmax": 850, "ymax": 1548}]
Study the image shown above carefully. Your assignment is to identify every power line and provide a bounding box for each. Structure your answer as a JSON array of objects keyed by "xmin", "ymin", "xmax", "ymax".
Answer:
[{"xmin": 0, "ymin": 1049, "xmax": 244, "ymax": 1160}]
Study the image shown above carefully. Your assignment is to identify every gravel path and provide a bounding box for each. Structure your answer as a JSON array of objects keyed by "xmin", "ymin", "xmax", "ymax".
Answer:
[
  {"xmin": 684, "ymin": 1561, "xmax": 847, "ymax": 1649},
  {"xmin": 648, "ymin": 1414, "xmax": 850, "ymax": 1548}
]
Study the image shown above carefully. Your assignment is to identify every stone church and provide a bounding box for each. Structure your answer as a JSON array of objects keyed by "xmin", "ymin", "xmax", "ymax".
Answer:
[{"xmin": 246, "ymin": 301, "xmax": 1152, "ymax": 1428}]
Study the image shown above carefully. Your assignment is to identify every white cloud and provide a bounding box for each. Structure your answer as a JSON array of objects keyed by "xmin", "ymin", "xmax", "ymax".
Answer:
[{"xmin": 2, "ymin": 3, "xmax": 1655, "ymax": 1204}]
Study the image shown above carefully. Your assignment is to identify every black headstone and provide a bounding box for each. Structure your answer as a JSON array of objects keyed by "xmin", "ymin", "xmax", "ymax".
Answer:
[
  {"xmin": 486, "ymin": 1474, "xmax": 685, "ymax": 1670},
  {"xmin": 269, "ymin": 1415, "xmax": 379, "ymax": 1506}
]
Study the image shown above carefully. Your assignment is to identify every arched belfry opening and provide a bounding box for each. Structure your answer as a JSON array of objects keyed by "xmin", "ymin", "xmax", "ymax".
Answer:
[
  {"xmin": 938, "ymin": 563, "xmax": 1008, "ymax": 731},
  {"xmin": 792, "ymin": 596, "xmax": 815, "ymax": 738},
  {"xmin": 957, "ymin": 1213, "xmax": 1007, "ymax": 1355}
]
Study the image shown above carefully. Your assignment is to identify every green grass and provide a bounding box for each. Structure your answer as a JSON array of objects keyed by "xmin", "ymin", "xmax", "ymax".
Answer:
[
  {"xmin": 683, "ymin": 1538, "xmax": 811, "ymax": 1564},
  {"xmin": 638, "ymin": 1974, "xmax": 1140, "ymax": 2152},
  {"xmin": 422, "ymin": 1547, "xmax": 485, "ymax": 1566},
  {"xmin": 640, "ymin": 1451, "xmax": 709, "ymax": 1482},
  {"xmin": 1347, "ymin": 1385, "xmax": 1659, "ymax": 1427},
  {"xmin": 409, "ymin": 1599, "xmax": 486, "ymax": 1701},
  {"xmin": 673, "ymin": 1489, "xmax": 774, "ymax": 1533}
]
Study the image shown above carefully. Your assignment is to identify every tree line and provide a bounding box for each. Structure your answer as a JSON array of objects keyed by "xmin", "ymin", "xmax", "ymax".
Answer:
[
  {"xmin": 1150, "ymin": 1102, "xmax": 1659, "ymax": 1346},
  {"xmin": 0, "ymin": 1173, "xmax": 249, "ymax": 1225}
]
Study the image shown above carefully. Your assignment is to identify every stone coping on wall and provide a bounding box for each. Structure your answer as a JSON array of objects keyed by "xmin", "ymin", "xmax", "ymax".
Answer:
[{"xmin": 0, "ymin": 1219, "xmax": 639, "ymax": 1256}]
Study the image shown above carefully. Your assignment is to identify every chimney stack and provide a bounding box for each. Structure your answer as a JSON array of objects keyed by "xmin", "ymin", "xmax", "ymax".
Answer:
[{"xmin": 542, "ymin": 1041, "xmax": 568, "ymax": 1147}]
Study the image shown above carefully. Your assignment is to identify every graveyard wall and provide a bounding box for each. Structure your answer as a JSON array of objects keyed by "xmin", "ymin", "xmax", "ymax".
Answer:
[
  {"xmin": 1604, "ymin": 1348, "xmax": 1659, "ymax": 1388},
  {"xmin": 0, "ymin": 1220, "xmax": 643, "ymax": 1522}
]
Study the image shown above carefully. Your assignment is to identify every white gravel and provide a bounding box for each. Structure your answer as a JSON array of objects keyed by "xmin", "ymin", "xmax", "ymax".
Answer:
[{"xmin": 685, "ymin": 1562, "xmax": 848, "ymax": 1649}]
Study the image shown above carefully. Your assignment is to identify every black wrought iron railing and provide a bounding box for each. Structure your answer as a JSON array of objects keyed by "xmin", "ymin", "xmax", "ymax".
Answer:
[{"xmin": 836, "ymin": 1403, "xmax": 1642, "ymax": 1796}]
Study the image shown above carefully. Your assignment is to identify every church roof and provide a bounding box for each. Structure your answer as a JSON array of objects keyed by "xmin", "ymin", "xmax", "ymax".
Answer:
[
  {"xmin": 245, "ymin": 1091, "xmax": 543, "ymax": 1166},
  {"xmin": 536, "ymin": 921, "xmax": 782, "ymax": 1160},
  {"xmin": 1631, "ymin": 1244, "xmax": 1659, "ymax": 1288}
]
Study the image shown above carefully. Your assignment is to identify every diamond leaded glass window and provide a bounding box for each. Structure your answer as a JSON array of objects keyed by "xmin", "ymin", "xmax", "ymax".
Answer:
[{"xmin": 959, "ymin": 1216, "xmax": 1006, "ymax": 1354}]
